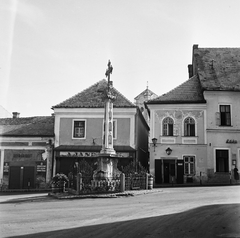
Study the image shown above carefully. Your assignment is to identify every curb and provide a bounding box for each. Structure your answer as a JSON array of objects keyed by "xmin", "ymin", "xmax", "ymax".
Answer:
[{"xmin": 48, "ymin": 189, "xmax": 163, "ymax": 200}]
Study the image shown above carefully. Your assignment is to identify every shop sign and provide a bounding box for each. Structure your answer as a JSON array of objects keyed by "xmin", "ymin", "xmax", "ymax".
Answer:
[
  {"xmin": 13, "ymin": 153, "xmax": 32, "ymax": 161},
  {"xmin": 3, "ymin": 162, "xmax": 9, "ymax": 173},
  {"xmin": 226, "ymin": 139, "xmax": 237, "ymax": 144},
  {"xmin": 36, "ymin": 162, "xmax": 46, "ymax": 172},
  {"xmin": 60, "ymin": 151, "xmax": 130, "ymax": 158}
]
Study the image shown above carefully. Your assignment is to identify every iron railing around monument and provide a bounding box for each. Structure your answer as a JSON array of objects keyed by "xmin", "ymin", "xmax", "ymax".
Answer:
[
  {"xmin": 68, "ymin": 174, "xmax": 121, "ymax": 195},
  {"xmin": 125, "ymin": 173, "xmax": 147, "ymax": 190}
]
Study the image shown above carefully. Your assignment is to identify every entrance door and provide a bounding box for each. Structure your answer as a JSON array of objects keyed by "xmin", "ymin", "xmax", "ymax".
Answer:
[
  {"xmin": 216, "ymin": 150, "xmax": 229, "ymax": 172},
  {"xmin": 164, "ymin": 162, "xmax": 170, "ymax": 183},
  {"xmin": 155, "ymin": 160, "xmax": 162, "ymax": 184},
  {"xmin": 9, "ymin": 167, "xmax": 21, "ymax": 189},
  {"xmin": 164, "ymin": 160, "xmax": 176, "ymax": 183},
  {"xmin": 23, "ymin": 167, "xmax": 35, "ymax": 189},
  {"xmin": 177, "ymin": 160, "xmax": 184, "ymax": 184},
  {"xmin": 9, "ymin": 166, "xmax": 35, "ymax": 189}
]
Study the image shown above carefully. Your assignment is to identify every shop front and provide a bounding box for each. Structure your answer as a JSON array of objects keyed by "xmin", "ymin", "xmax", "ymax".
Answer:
[
  {"xmin": 2, "ymin": 150, "xmax": 47, "ymax": 189},
  {"xmin": 54, "ymin": 145, "xmax": 136, "ymax": 178}
]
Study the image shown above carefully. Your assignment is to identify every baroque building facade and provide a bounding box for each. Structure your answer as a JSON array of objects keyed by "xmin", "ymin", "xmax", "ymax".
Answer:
[{"xmin": 147, "ymin": 45, "xmax": 240, "ymax": 185}]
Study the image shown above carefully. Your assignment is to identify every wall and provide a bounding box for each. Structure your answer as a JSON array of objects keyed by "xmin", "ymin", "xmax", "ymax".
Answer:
[
  {"xmin": 59, "ymin": 117, "xmax": 131, "ymax": 146},
  {"xmin": 204, "ymin": 91, "xmax": 240, "ymax": 174}
]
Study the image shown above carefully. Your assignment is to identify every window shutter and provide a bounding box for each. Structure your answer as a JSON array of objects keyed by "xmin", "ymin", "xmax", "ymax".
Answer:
[{"xmin": 215, "ymin": 112, "xmax": 220, "ymax": 126}]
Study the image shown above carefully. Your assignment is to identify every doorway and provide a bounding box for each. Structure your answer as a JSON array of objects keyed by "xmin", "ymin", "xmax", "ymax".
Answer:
[
  {"xmin": 163, "ymin": 160, "xmax": 176, "ymax": 183},
  {"xmin": 216, "ymin": 149, "xmax": 229, "ymax": 172},
  {"xmin": 9, "ymin": 166, "xmax": 35, "ymax": 189}
]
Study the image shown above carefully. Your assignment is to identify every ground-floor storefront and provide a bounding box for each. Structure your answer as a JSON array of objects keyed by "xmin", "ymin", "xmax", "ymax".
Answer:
[
  {"xmin": 54, "ymin": 145, "xmax": 136, "ymax": 180},
  {"xmin": 150, "ymin": 142, "xmax": 240, "ymax": 185},
  {"xmin": 0, "ymin": 147, "xmax": 52, "ymax": 190}
]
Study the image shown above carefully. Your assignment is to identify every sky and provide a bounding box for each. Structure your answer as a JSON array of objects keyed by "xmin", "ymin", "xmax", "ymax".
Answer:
[{"xmin": 1, "ymin": 0, "xmax": 240, "ymax": 117}]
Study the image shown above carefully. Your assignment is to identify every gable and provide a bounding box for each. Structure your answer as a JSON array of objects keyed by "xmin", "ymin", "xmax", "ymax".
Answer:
[{"xmin": 53, "ymin": 79, "xmax": 136, "ymax": 109}]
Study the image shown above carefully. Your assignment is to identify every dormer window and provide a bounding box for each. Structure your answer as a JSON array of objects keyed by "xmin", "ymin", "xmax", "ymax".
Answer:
[{"xmin": 163, "ymin": 117, "xmax": 173, "ymax": 136}]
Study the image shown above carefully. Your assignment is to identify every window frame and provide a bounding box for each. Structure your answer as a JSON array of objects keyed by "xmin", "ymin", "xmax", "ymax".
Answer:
[
  {"xmin": 184, "ymin": 117, "xmax": 196, "ymax": 136},
  {"xmin": 72, "ymin": 119, "xmax": 86, "ymax": 139},
  {"xmin": 183, "ymin": 155, "xmax": 195, "ymax": 175},
  {"xmin": 219, "ymin": 104, "xmax": 231, "ymax": 126},
  {"xmin": 162, "ymin": 117, "xmax": 174, "ymax": 136}
]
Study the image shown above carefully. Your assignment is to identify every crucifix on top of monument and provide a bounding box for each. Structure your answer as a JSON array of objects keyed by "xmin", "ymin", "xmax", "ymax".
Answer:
[
  {"xmin": 100, "ymin": 60, "xmax": 116, "ymax": 155},
  {"xmin": 105, "ymin": 60, "xmax": 113, "ymax": 90}
]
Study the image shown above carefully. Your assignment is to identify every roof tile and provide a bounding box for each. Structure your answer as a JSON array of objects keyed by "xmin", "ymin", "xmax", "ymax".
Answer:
[
  {"xmin": 194, "ymin": 48, "xmax": 240, "ymax": 91},
  {"xmin": 147, "ymin": 75, "xmax": 206, "ymax": 104},
  {"xmin": 53, "ymin": 79, "xmax": 135, "ymax": 108}
]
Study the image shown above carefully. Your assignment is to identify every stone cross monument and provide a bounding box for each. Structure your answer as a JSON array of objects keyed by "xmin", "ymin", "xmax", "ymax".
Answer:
[
  {"xmin": 100, "ymin": 60, "xmax": 116, "ymax": 155},
  {"xmin": 93, "ymin": 60, "xmax": 120, "ymax": 180}
]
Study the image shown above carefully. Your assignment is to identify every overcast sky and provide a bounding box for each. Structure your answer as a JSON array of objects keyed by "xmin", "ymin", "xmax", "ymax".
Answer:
[{"xmin": 1, "ymin": 0, "xmax": 240, "ymax": 117}]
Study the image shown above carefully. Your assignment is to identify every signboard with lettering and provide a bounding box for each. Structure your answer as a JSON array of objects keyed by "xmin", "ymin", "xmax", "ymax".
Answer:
[
  {"xmin": 36, "ymin": 162, "xmax": 46, "ymax": 172},
  {"xmin": 60, "ymin": 151, "xmax": 131, "ymax": 158},
  {"xmin": 3, "ymin": 162, "xmax": 9, "ymax": 173},
  {"xmin": 226, "ymin": 139, "xmax": 237, "ymax": 144}
]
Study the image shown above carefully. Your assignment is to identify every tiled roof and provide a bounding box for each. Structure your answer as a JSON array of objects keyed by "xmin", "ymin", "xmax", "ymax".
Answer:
[
  {"xmin": 194, "ymin": 47, "xmax": 240, "ymax": 91},
  {"xmin": 53, "ymin": 79, "xmax": 136, "ymax": 109},
  {"xmin": 147, "ymin": 75, "xmax": 206, "ymax": 104},
  {"xmin": 0, "ymin": 116, "xmax": 54, "ymax": 136}
]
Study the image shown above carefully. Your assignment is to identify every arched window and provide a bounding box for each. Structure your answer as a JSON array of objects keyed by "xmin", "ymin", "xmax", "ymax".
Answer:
[
  {"xmin": 184, "ymin": 117, "xmax": 195, "ymax": 136},
  {"xmin": 162, "ymin": 117, "xmax": 174, "ymax": 136}
]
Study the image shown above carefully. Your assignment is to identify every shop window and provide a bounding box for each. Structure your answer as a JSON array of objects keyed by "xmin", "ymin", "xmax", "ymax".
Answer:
[
  {"xmin": 184, "ymin": 156, "xmax": 195, "ymax": 175},
  {"xmin": 73, "ymin": 120, "xmax": 86, "ymax": 138},
  {"xmin": 162, "ymin": 117, "xmax": 174, "ymax": 136},
  {"xmin": 184, "ymin": 117, "xmax": 195, "ymax": 136},
  {"xmin": 219, "ymin": 105, "xmax": 231, "ymax": 126}
]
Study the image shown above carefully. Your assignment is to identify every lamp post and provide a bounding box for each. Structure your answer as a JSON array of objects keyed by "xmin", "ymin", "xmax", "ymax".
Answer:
[{"xmin": 152, "ymin": 138, "xmax": 157, "ymax": 152}]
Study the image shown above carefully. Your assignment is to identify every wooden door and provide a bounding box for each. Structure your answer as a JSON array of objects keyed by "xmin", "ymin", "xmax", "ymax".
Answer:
[{"xmin": 155, "ymin": 159, "xmax": 162, "ymax": 184}]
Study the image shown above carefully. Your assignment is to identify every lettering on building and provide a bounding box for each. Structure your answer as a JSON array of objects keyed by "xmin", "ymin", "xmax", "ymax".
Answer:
[{"xmin": 226, "ymin": 139, "xmax": 237, "ymax": 144}]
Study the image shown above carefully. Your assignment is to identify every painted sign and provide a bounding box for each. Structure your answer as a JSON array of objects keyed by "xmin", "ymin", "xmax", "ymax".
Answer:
[
  {"xmin": 226, "ymin": 139, "xmax": 237, "ymax": 144},
  {"xmin": 36, "ymin": 162, "xmax": 46, "ymax": 172},
  {"xmin": 3, "ymin": 162, "xmax": 9, "ymax": 173},
  {"xmin": 60, "ymin": 151, "xmax": 131, "ymax": 158}
]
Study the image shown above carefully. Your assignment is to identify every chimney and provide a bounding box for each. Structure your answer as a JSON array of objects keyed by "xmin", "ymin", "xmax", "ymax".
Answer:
[
  {"xmin": 12, "ymin": 112, "xmax": 20, "ymax": 118},
  {"xmin": 188, "ymin": 64, "xmax": 193, "ymax": 78}
]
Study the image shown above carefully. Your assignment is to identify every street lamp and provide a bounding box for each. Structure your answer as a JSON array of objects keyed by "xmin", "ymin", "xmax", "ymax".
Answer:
[
  {"xmin": 165, "ymin": 147, "xmax": 172, "ymax": 155},
  {"xmin": 152, "ymin": 138, "xmax": 158, "ymax": 152}
]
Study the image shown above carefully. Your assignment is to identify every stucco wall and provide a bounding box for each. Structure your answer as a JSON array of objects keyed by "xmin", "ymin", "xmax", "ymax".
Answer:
[
  {"xmin": 153, "ymin": 109, "xmax": 205, "ymax": 144},
  {"xmin": 59, "ymin": 117, "xmax": 131, "ymax": 146}
]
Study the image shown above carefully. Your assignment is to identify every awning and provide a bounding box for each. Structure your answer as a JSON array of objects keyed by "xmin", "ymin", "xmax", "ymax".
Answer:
[{"xmin": 54, "ymin": 145, "xmax": 136, "ymax": 152}]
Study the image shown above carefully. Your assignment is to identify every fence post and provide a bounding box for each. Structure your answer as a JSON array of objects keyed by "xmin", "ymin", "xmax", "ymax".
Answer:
[
  {"xmin": 120, "ymin": 173, "xmax": 125, "ymax": 192},
  {"xmin": 77, "ymin": 172, "xmax": 82, "ymax": 195},
  {"xmin": 200, "ymin": 172, "xmax": 202, "ymax": 185},
  {"xmin": 146, "ymin": 173, "xmax": 148, "ymax": 190}
]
